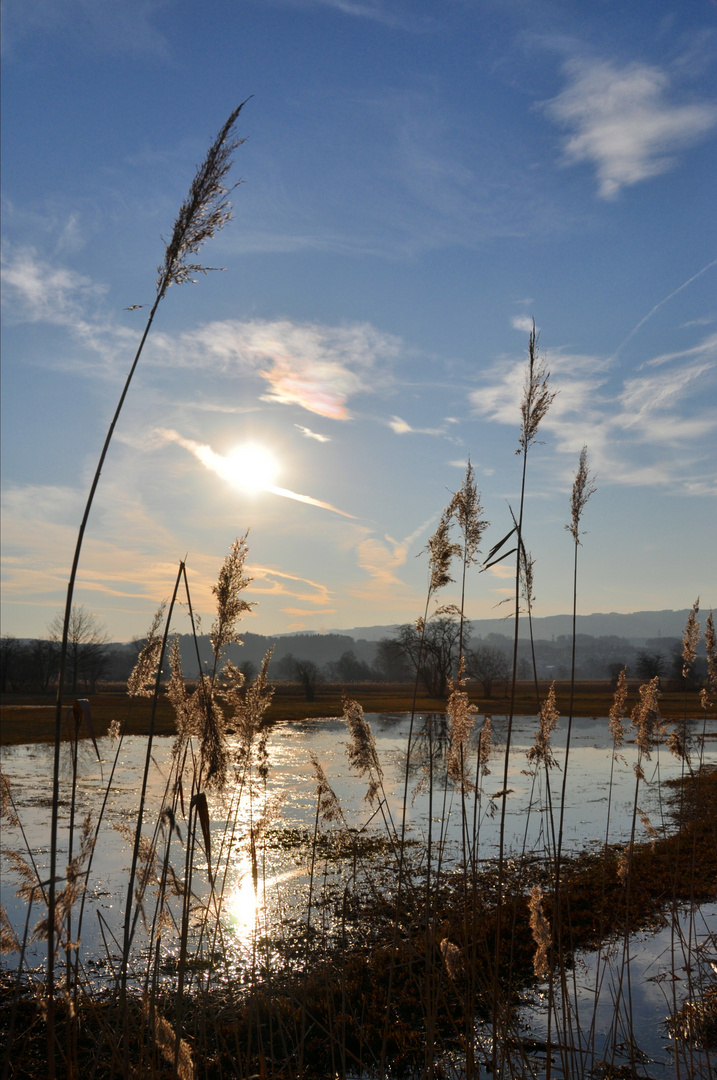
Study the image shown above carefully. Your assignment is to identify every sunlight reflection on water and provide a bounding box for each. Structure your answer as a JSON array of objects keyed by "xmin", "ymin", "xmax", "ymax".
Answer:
[{"xmin": 2, "ymin": 711, "xmax": 715, "ymax": 1074}]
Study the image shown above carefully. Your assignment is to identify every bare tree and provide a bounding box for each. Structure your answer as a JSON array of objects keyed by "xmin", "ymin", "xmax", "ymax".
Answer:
[
  {"xmin": 277, "ymin": 653, "xmax": 322, "ymax": 700},
  {"xmin": 327, "ymin": 650, "xmax": 374, "ymax": 683},
  {"xmin": 466, "ymin": 644, "xmax": 510, "ymax": 698},
  {"xmin": 393, "ymin": 617, "xmax": 465, "ymax": 699},
  {"xmin": 635, "ymin": 650, "xmax": 667, "ymax": 684},
  {"xmin": 374, "ymin": 638, "xmax": 412, "ymax": 682},
  {"xmin": 30, "ymin": 639, "xmax": 61, "ymax": 693},
  {"xmin": 49, "ymin": 605, "xmax": 109, "ymax": 693},
  {"xmin": 0, "ymin": 635, "xmax": 21, "ymax": 693}
]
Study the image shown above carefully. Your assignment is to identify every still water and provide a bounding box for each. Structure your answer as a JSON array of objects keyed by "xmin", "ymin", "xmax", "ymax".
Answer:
[{"xmin": 2, "ymin": 712, "xmax": 715, "ymax": 1075}]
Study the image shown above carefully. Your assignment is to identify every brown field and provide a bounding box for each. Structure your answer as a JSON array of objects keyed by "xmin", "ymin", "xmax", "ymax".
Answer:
[{"xmin": 0, "ymin": 679, "xmax": 710, "ymax": 747}]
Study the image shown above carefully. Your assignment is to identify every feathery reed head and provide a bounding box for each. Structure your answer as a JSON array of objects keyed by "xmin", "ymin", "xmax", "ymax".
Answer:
[
  {"xmin": 608, "ymin": 667, "xmax": 628, "ymax": 750},
  {"xmin": 0, "ymin": 770, "xmax": 19, "ymax": 828},
  {"xmin": 681, "ymin": 598, "xmax": 700, "ymax": 681},
  {"xmin": 127, "ymin": 603, "xmax": 166, "ymax": 698},
  {"xmin": 478, "ymin": 714, "xmax": 493, "ymax": 775},
  {"xmin": 142, "ymin": 995, "xmax": 195, "ymax": 1080},
  {"xmin": 343, "ymin": 697, "xmax": 382, "ymax": 804},
  {"xmin": 702, "ymin": 610, "xmax": 717, "ymax": 710},
  {"xmin": 222, "ymin": 648, "xmax": 275, "ymax": 771},
  {"xmin": 631, "ymin": 676, "xmax": 662, "ymax": 758},
  {"xmin": 158, "ymin": 102, "xmax": 248, "ymax": 295},
  {"xmin": 210, "ymin": 533, "xmax": 255, "ymax": 661},
  {"xmin": 449, "ymin": 459, "xmax": 488, "ymax": 565},
  {"xmin": 518, "ymin": 321, "xmax": 556, "ymax": 453},
  {"xmin": 440, "ymin": 938, "xmax": 464, "ymax": 981},
  {"xmin": 427, "ymin": 509, "xmax": 461, "ymax": 595},
  {"xmin": 527, "ymin": 682, "xmax": 559, "ymax": 769},
  {"xmin": 567, "ymin": 445, "xmax": 596, "ymax": 543},
  {"xmin": 310, "ymin": 754, "xmax": 342, "ymax": 823},
  {"xmin": 528, "ymin": 885, "xmax": 551, "ymax": 979},
  {"xmin": 519, "ymin": 544, "xmax": 536, "ymax": 610},
  {"xmin": 446, "ymin": 662, "xmax": 477, "ymax": 791},
  {"xmin": 197, "ymin": 679, "xmax": 229, "ymax": 790},
  {"xmin": 0, "ymin": 904, "xmax": 20, "ymax": 954}
]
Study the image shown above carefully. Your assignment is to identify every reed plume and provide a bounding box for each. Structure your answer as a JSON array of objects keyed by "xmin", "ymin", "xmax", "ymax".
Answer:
[
  {"xmin": 127, "ymin": 604, "xmax": 167, "ymax": 698},
  {"xmin": 210, "ymin": 532, "xmax": 255, "ymax": 667},
  {"xmin": 528, "ymin": 885, "xmax": 551, "ymax": 979},
  {"xmin": 566, "ymin": 445, "xmax": 597, "ymax": 544},
  {"xmin": 702, "ymin": 610, "xmax": 717, "ymax": 710},
  {"xmin": 527, "ymin": 682, "xmax": 560, "ymax": 770},
  {"xmin": 450, "ymin": 459, "xmax": 488, "ymax": 669},
  {"xmin": 343, "ymin": 697, "xmax": 383, "ymax": 805},
  {"xmin": 157, "ymin": 103, "xmax": 247, "ymax": 294},
  {"xmin": 310, "ymin": 754, "xmax": 343, "ymax": 824},
  {"xmin": 518, "ymin": 322, "xmax": 556, "ymax": 454},
  {"xmin": 427, "ymin": 508, "xmax": 461, "ymax": 595},
  {"xmin": 446, "ymin": 660, "xmax": 477, "ymax": 793},
  {"xmin": 632, "ymin": 676, "xmax": 662, "ymax": 761},
  {"xmin": 440, "ymin": 938, "xmax": 464, "ymax": 981},
  {"xmin": 46, "ymin": 107, "xmax": 248, "ymax": 1063},
  {"xmin": 681, "ymin": 598, "xmax": 700, "ymax": 682},
  {"xmin": 608, "ymin": 668, "xmax": 628, "ymax": 751}
]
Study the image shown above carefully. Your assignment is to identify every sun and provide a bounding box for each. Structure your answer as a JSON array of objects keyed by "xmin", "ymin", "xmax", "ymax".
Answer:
[{"xmin": 223, "ymin": 443, "xmax": 279, "ymax": 492}]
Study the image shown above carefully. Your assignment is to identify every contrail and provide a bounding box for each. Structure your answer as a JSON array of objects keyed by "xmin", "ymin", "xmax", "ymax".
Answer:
[
  {"xmin": 156, "ymin": 428, "xmax": 355, "ymax": 518},
  {"xmin": 265, "ymin": 485, "xmax": 354, "ymax": 517},
  {"xmin": 614, "ymin": 257, "xmax": 717, "ymax": 357}
]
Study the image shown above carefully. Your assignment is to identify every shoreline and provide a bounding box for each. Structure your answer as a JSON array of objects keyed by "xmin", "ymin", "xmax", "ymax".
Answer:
[{"xmin": 1, "ymin": 680, "xmax": 711, "ymax": 746}]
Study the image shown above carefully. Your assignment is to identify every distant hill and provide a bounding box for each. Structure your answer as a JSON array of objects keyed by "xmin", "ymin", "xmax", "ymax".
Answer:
[
  {"xmin": 331, "ymin": 609, "xmax": 704, "ymax": 644},
  {"xmin": 88, "ymin": 608, "xmax": 706, "ymax": 687}
]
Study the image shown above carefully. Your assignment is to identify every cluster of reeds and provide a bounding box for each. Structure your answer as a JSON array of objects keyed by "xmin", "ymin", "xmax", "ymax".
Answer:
[{"xmin": 1, "ymin": 112, "xmax": 716, "ymax": 1080}]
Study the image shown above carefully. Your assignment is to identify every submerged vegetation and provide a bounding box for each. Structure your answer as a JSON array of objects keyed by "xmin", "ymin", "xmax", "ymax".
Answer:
[{"xmin": 1, "ymin": 113, "xmax": 716, "ymax": 1080}]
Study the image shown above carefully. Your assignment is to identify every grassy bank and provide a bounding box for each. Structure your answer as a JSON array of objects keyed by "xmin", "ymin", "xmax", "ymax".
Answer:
[{"xmin": 0, "ymin": 680, "xmax": 709, "ymax": 747}]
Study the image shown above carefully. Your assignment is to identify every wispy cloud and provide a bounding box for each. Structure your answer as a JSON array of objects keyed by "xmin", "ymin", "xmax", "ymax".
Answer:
[
  {"xmin": 354, "ymin": 518, "xmax": 432, "ymax": 589},
  {"xmin": 2, "ymin": 245, "xmax": 107, "ymax": 324},
  {"xmin": 2, "ymin": 248, "xmax": 402, "ymax": 416},
  {"xmin": 511, "ymin": 315, "xmax": 535, "ymax": 333},
  {"xmin": 156, "ymin": 428, "xmax": 356, "ymax": 517},
  {"xmin": 543, "ymin": 58, "xmax": 717, "ymax": 198},
  {"xmin": 387, "ymin": 415, "xmax": 445, "ymax": 436},
  {"xmin": 615, "ymin": 260, "xmax": 717, "ymax": 354},
  {"xmin": 249, "ymin": 565, "xmax": 334, "ymax": 608},
  {"xmin": 295, "ymin": 424, "xmax": 331, "ymax": 442},
  {"xmin": 2, "ymin": 0, "xmax": 171, "ymax": 59},
  {"xmin": 470, "ymin": 333, "xmax": 717, "ymax": 492}
]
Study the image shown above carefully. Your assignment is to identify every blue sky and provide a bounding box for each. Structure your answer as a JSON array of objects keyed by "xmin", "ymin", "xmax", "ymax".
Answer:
[{"xmin": 1, "ymin": 0, "xmax": 715, "ymax": 642}]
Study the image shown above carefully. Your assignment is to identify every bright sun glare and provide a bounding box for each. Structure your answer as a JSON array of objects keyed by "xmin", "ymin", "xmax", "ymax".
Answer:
[{"xmin": 224, "ymin": 444, "xmax": 279, "ymax": 492}]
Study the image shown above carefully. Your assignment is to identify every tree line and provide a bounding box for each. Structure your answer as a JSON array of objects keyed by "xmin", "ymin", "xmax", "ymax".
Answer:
[{"xmin": 1, "ymin": 607, "xmax": 708, "ymax": 699}]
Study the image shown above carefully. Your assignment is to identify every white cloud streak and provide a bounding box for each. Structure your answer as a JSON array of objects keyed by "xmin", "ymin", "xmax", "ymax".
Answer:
[
  {"xmin": 543, "ymin": 59, "xmax": 717, "ymax": 198},
  {"xmin": 387, "ymin": 415, "xmax": 446, "ymax": 436},
  {"xmin": 616, "ymin": 260, "xmax": 717, "ymax": 355},
  {"xmin": 156, "ymin": 428, "xmax": 356, "ymax": 517},
  {"xmin": 295, "ymin": 424, "xmax": 331, "ymax": 442}
]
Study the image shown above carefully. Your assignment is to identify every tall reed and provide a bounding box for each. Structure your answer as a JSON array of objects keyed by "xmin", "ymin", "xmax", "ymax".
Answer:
[
  {"xmin": 545, "ymin": 445, "xmax": 595, "ymax": 1077},
  {"xmin": 46, "ymin": 104, "xmax": 247, "ymax": 1076},
  {"xmin": 491, "ymin": 321, "xmax": 555, "ymax": 1073}
]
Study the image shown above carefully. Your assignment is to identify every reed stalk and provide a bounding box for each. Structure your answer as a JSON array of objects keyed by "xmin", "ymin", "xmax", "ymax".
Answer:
[
  {"xmin": 491, "ymin": 321, "xmax": 555, "ymax": 1073},
  {"xmin": 545, "ymin": 445, "xmax": 595, "ymax": 1077},
  {"xmin": 45, "ymin": 103, "xmax": 247, "ymax": 1077}
]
